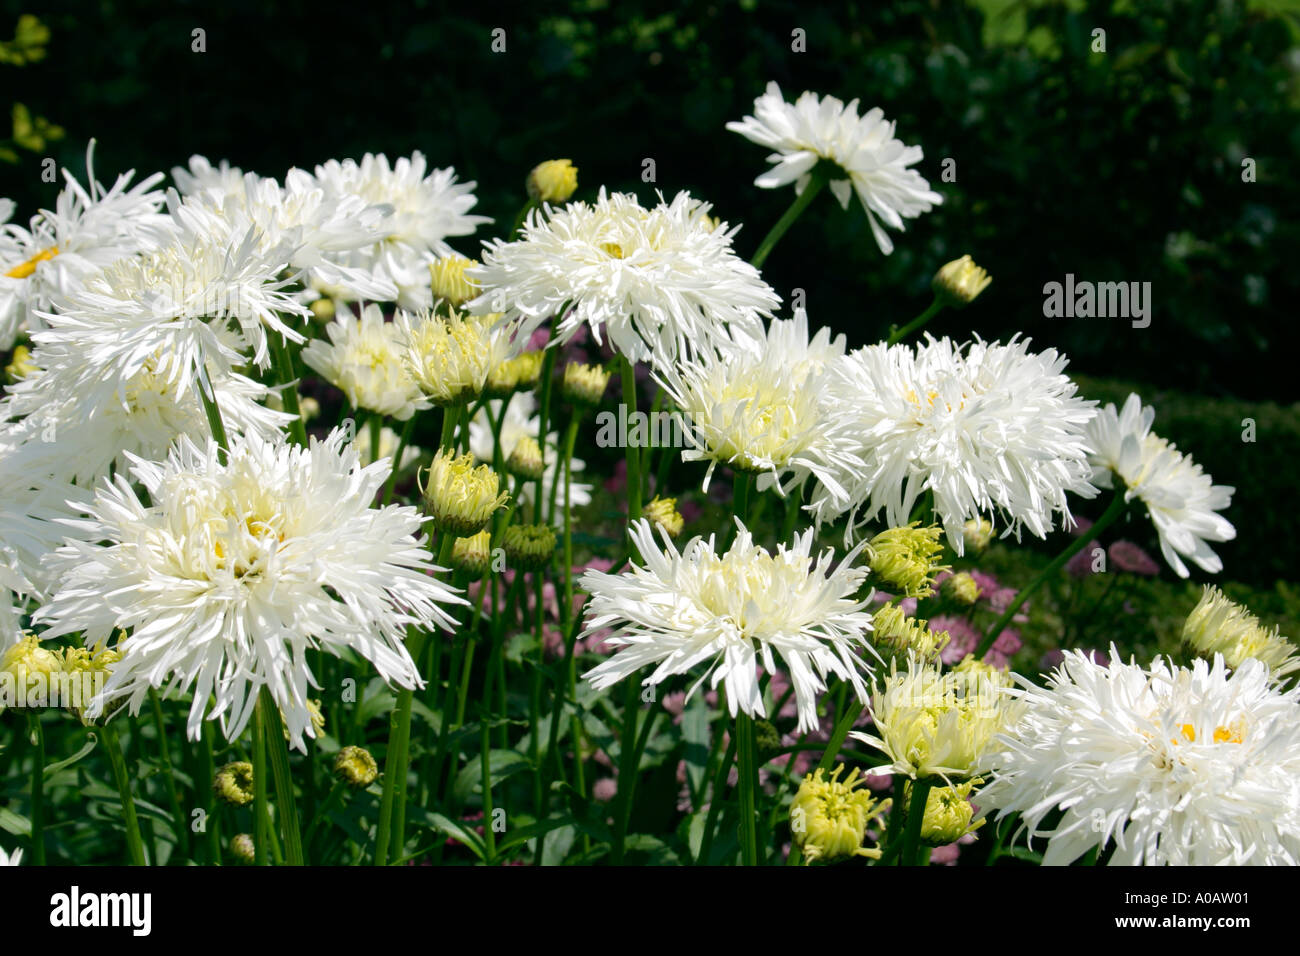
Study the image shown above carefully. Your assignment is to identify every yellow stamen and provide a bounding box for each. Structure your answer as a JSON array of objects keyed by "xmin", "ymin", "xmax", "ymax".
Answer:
[{"xmin": 5, "ymin": 245, "xmax": 59, "ymax": 279}]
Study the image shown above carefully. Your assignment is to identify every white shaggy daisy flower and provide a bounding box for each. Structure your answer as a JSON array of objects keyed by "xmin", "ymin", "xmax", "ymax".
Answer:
[
  {"xmin": 468, "ymin": 392, "xmax": 592, "ymax": 510},
  {"xmin": 1, "ymin": 141, "xmax": 172, "ymax": 348},
  {"xmin": 302, "ymin": 303, "xmax": 428, "ymax": 420},
  {"xmin": 813, "ymin": 335, "xmax": 1098, "ymax": 552},
  {"xmin": 394, "ymin": 308, "xmax": 514, "ymax": 407},
  {"xmin": 467, "ymin": 189, "xmax": 779, "ymax": 365},
  {"xmin": 978, "ymin": 649, "xmax": 1300, "ymax": 866},
  {"xmin": 313, "ymin": 152, "xmax": 490, "ymax": 310},
  {"xmin": 1085, "ymin": 393, "xmax": 1235, "ymax": 578},
  {"xmin": 726, "ymin": 82, "xmax": 942, "ymax": 255},
  {"xmin": 36, "ymin": 191, "xmax": 309, "ymax": 401},
  {"xmin": 580, "ymin": 519, "xmax": 876, "ymax": 732},
  {"xmin": 34, "ymin": 427, "xmax": 467, "ymax": 749},
  {"xmin": 171, "ymin": 155, "xmax": 246, "ymax": 204},
  {"xmin": 654, "ymin": 309, "xmax": 861, "ymax": 501}
]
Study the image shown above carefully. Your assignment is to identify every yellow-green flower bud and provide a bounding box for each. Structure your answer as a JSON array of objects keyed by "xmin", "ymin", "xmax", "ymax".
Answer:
[
  {"xmin": 309, "ymin": 296, "xmax": 336, "ymax": 323},
  {"xmin": 334, "ymin": 745, "xmax": 379, "ymax": 788},
  {"xmin": 962, "ymin": 518, "xmax": 994, "ymax": 554},
  {"xmin": 932, "ymin": 255, "xmax": 991, "ymax": 308},
  {"xmin": 1183, "ymin": 585, "xmax": 1299, "ymax": 680},
  {"xmin": 915, "ymin": 778, "xmax": 984, "ymax": 846},
  {"xmin": 872, "ymin": 604, "xmax": 949, "ymax": 663},
  {"xmin": 5, "ymin": 344, "xmax": 38, "ymax": 382},
  {"xmin": 429, "ymin": 254, "xmax": 480, "ymax": 308},
  {"xmin": 230, "ymin": 833, "xmax": 257, "ymax": 865},
  {"xmin": 642, "ymin": 496, "xmax": 684, "ymax": 539},
  {"xmin": 451, "ymin": 530, "xmax": 493, "ymax": 577},
  {"xmin": 942, "ymin": 571, "xmax": 981, "ymax": 606},
  {"xmin": 506, "ymin": 435, "xmax": 546, "ymax": 482},
  {"xmin": 526, "ymin": 159, "xmax": 578, "ymax": 203},
  {"xmin": 422, "ymin": 450, "xmax": 510, "ymax": 536},
  {"xmin": 0, "ymin": 635, "xmax": 63, "ymax": 706},
  {"xmin": 868, "ymin": 522, "xmax": 949, "ymax": 598},
  {"xmin": 561, "ymin": 362, "xmax": 611, "ymax": 407},
  {"xmin": 503, "ymin": 524, "xmax": 556, "ymax": 571},
  {"xmin": 789, "ymin": 765, "xmax": 886, "ymax": 864},
  {"xmin": 485, "ymin": 351, "xmax": 543, "ymax": 398},
  {"xmin": 214, "ymin": 761, "xmax": 255, "ymax": 806}
]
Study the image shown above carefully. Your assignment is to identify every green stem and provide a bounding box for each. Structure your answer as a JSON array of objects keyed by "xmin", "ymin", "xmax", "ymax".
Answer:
[
  {"xmin": 887, "ymin": 297, "xmax": 944, "ymax": 346},
  {"xmin": 149, "ymin": 691, "xmax": 189, "ymax": 856},
  {"xmin": 974, "ymin": 491, "xmax": 1128, "ymax": 659},
  {"xmin": 258, "ymin": 688, "xmax": 305, "ymax": 866},
  {"xmin": 102, "ymin": 722, "xmax": 147, "ymax": 866},
  {"xmin": 750, "ymin": 165, "xmax": 830, "ymax": 270},
  {"xmin": 900, "ymin": 778, "xmax": 934, "ymax": 867},
  {"xmin": 534, "ymin": 348, "xmax": 558, "ymax": 521},
  {"xmin": 735, "ymin": 713, "xmax": 760, "ymax": 866},
  {"xmin": 26, "ymin": 713, "xmax": 46, "ymax": 865},
  {"xmin": 271, "ymin": 332, "xmax": 310, "ymax": 447},
  {"xmin": 509, "ymin": 198, "xmax": 539, "ymax": 239},
  {"xmin": 381, "ymin": 415, "xmax": 417, "ymax": 505},
  {"xmin": 813, "ymin": 697, "xmax": 865, "ymax": 775},
  {"xmin": 194, "ymin": 359, "xmax": 230, "ymax": 462},
  {"xmin": 619, "ymin": 355, "xmax": 642, "ymax": 523},
  {"xmin": 697, "ymin": 728, "xmax": 737, "ymax": 865},
  {"xmin": 251, "ymin": 698, "xmax": 270, "ymax": 865},
  {"xmin": 200, "ymin": 722, "xmax": 222, "ymax": 864}
]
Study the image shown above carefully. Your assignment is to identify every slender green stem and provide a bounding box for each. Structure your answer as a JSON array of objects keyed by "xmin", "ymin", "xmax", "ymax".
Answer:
[
  {"xmin": 381, "ymin": 415, "xmax": 416, "ymax": 505},
  {"xmin": 258, "ymin": 688, "xmax": 305, "ymax": 866},
  {"xmin": 813, "ymin": 697, "xmax": 864, "ymax": 775},
  {"xmin": 735, "ymin": 713, "xmax": 760, "ymax": 866},
  {"xmin": 390, "ymin": 631, "xmax": 428, "ymax": 863},
  {"xmin": 750, "ymin": 165, "xmax": 829, "ymax": 270},
  {"xmin": 199, "ymin": 721, "xmax": 222, "ymax": 864},
  {"xmin": 619, "ymin": 355, "xmax": 642, "ymax": 523},
  {"xmin": 900, "ymin": 778, "xmax": 934, "ymax": 867},
  {"xmin": 195, "ymin": 359, "xmax": 230, "ymax": 461},
  {"xmin": 534, "ymin": 348, "xmax": 558, "ymax": 521},
  {"xmin": 102, "ymin": 722, "xmax": 147, "ymax": 866},
  {"xmin": 26, "ymin": 713, "xmax": 46, "ymax": 865},
  {"xmin": 887, "ymin": 297, "xmax": 944, "ymax": 345},
  {"xmin": 543, "ymin": 417, "xmax": 582, "ymax": 793},
  {"xmin": 271, "ymin": 333, "xmax": 310, "ymax": 447},
  {"xmin": 149, "ymin": 691, "xmax": 189, "ymax": 856},
  {"xmin": 251, "ymin": 698, "xmax": 270, "ymax": 865},
  {"xmin": 974, "ymin": 491, "xmax": 1128, "ymax": 659},
  {"xmin": 697, "ymin": 728, "xmax": 738, "ymax": 865}
]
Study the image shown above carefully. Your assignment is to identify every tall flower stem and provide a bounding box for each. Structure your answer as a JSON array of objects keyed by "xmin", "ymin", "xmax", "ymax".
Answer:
[
  {"xmin": 886, "ymin": 298, "xmax": 944, "ymax": 345},
  {"xmin": 271, "ymin": 332, "xmax": 309, "ymax": 447},
  {"xmin": 618, "ymin": 355, "xmax": 642, "ymax": 523},
  {"xmin": 813, "ymin": 697, "xmax": 865, "ymax": 775},
  {"xmin": 750, "ymin": 165, "xmax": 830, "ymax": 270},
  {"xmin": 900, "ymin": 778, "xmax": 934, "ymax": 867},
  {"xmin": 149, "ymin": 691, "xmax": 189, "ymax": 856},
  {"xmin": 199, "ymin": 722, "xmax": 222, "ymax": 864},
  {"xmin": 696, "ymin": 728, "xmax": 738, "ymax": 865},
  {"xmin": 195, "ymin": 359, "xmax": 230, "ymax": 461},
  {"xmin": 735, "ymin": 712, "xmax": 760, "ymax": 866},
  {"xmin": 258, "ymin": 688, "xmax": 305, "ymax": 866},
  {"xmin": 974, "ymin": 491, "xmax": 1128, "ymax": 659},
  {"xmin": 101, "ymin": 722, "xmax": 147, "ymax": 866},
  {"xmin": 543, "ymin": 416, "xmax": 582, "ymax": 788},
  {"xmin": 251, "ymin": 697, "xmax": 270, "ymax": 865},
  {"xmin": 26, "ymin": 713, "xmax": 46, "ymax": 865},
  {"xmin": 380, "ymin": 415, "xmax": 416, "ymax": 505},
  {"xmin": 534, "ymin": 348, "xmax": 559, "ymax": 521}
]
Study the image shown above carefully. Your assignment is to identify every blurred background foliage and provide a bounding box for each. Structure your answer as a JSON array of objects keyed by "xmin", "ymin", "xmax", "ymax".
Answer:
[{"xmin": 2, "ymin": 0, "xmax": 1297, "ymax": 586}]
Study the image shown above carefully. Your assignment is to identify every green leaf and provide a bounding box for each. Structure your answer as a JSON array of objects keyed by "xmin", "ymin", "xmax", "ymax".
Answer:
[
  {"xmin": 452, "ymin": 749, "xmax": 531, "ymax": 804},
  {"xmin": 0, "ymin": 806, "xmax": 30, "ymax": 838}
]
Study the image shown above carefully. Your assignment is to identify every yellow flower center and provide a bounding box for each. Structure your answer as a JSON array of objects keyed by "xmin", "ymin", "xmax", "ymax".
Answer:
[
  {"xmin": 5, "ymin": 245, "xmax": 59, "ymax": 279},
  {"xmin": 599, "ymin": 242, "xmax": 626, "ymax": 259}
]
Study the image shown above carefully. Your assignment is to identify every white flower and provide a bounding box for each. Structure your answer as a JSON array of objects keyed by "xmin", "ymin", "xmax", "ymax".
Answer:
[
  {"xmin": 813, "ymin": 335, "xmax": 1098, "ymax": 552},
  {"xmin": 851, "ymin": 655, "xmax": 1017, "ymax": 781},
  {"xmin": 726, "ymin": 82, "xmax": 942, "ymax": 255},
  {"xmin": 358, "ymin": 425, "xmax": 423, "ymax": 473},
  {"xmin": 34, "ymin": 428, "xmax": 467, "ymax": 750},
  {"xmin": 313, "ymin": 152, "xmax": 489, "ymax": 310},
  {"xmin": 1, "ymin": 141, "xmax": 171, "ymax": 348},
  {"xmin": 1085, "ymin": 393, "xmax": 1235, "ymax": 578},
  {"xmin": 394, "ymin": 309, "xmax": 513, "ymax": 407},
  {"xmin": 978, "ymin": 649, "xmax": 1300, "ymax": 866},
  {"xmin": 37, "ymin": 192, "xmax": 309, "ymax": 403},
  {"xmin": 0, "ymin": 847, "xmax": 21, "ymax": 866},
  {"xmin": 468, "ymin": 392, "xmax": 591, "ymax": 510},
  {"xmin": 171, "ymin": 155, "xmax": 246, "ymax": 203},
  {"xmin": 467, "ymin": 190, "xmax": 779, "ymax": 365},
  {"xmin": 580, "ymin": 519, "xmax": 876, "ymax": 732},
  {"xmin": 654, "ymin": 309, "xmax": 861, "ymax": 501},
  {"xmin": 302, "ymin": 303, "xmax": 428, "ymax": 419}
]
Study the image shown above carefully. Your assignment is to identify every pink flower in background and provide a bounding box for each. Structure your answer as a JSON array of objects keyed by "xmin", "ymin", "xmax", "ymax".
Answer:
[
  {"xmin": 1071, "ymin": 515, "xmax": 1094, "ymax": 537},
  {"xmin": 1108, "ymin": 539, "xmax": 1160, "ymax": 576},
  {"xmin": 604, "ymin": 459, "xmax": 628, "ymax": 495},
  {"xmin": 929, "ymin": 843, "xmax": 961, "ymax": 865},
  {"xmin": 865, "ymin": 771, "xmax": 893, "ymax": 791},
  {"xmin": 592, "ymin": 778, "xmax": 618, "ymax": 802},
  {"xmin": 933, "ymin": 615, "xmax": 981, "ymax": 665},
  {"xmin": 678, "ymin": 498, "xmax": 703, "ymax": 524},
  {"xmin": 873, "ymin": 591, "xmax": 918, "ymax": 617},
  {"xmin": 969, "ymin": 570, "xmax": 1000, "ymax": 593},
  {"xmin": 1066, "ymin": 540, "xmax": 1102, "ymax": 578}
]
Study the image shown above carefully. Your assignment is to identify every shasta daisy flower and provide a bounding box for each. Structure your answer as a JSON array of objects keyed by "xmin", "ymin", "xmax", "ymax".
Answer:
[
  {"xmin": 1084, "ymin": 393, "xmax": 1235, "ymax": 578},
  {"xmin": 302, "ymin": 303, "xmax": 428, "ymax": 419},
  {"xmin": 1183, "ymin": 585, "xmax": 1298, "ymax": 681},
  {"xmin": 34, "ymin": 428, "xmax": 467, "ymax": 749},
  {"xmin": 978, "ymin": 649, "xmax": 1300, "ymax": 866},
  {"xmin": 813, "ymin": 335, "xmax": 1097, "ymax": 552},
  {"xmin": 394, "ymin": 309, "xmax": 513, "ymax": 407},
  {"xmin": 313, "ymin": 152, "xmax": 490, "ymax": 310},
  {"xmin": 654, "ymin": 310, "xmax": 861, "ymax": 500},
  {"xmin": 579, "ymin": 519, "xmax": 876, "ymax": 733},
  {"xmin": 726, "ymin": 82, "xmax": 942, "ymax": 255},
  {"xmin": 467, "ymin": 189, "xmax": 779, "ymax": 365},
  {"xmin": 1, "ymin": 141, "xmax": 171, "ymax": 348}
]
